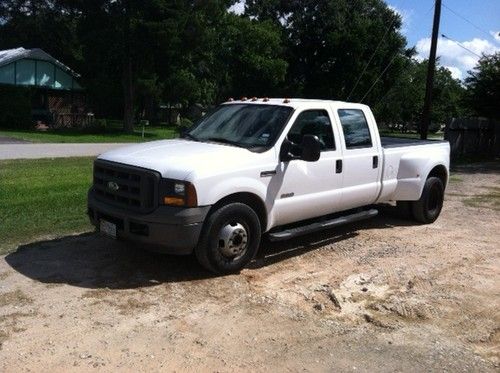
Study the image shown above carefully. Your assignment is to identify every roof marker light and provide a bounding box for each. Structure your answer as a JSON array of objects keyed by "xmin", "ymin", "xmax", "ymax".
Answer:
[
  {"xmin": 263, "ymin": 97, "xmax": 270, "ymax": 102},
  {"xmin": 251, "ymin": 97, "xmax": 257, "ymax": 101},
  {"xmin": 283, "ymin": 98, "xmax": 291, "ymax": 103},
  {"xmin": 227, "ymin": 97, "xmax": 234, "ymax": 102},
  {"xmin": 241, "ymin": 97, "xmax": 248, "ymax": 101}
]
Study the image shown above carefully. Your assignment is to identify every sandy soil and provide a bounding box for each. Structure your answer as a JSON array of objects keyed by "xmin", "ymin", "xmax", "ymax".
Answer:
[{"xmin": 0, "ymin": 163, "xmax": 499, "ymax": 372}]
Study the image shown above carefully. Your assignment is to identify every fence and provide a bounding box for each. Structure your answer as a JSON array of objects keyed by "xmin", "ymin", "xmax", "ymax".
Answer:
[{"xmin": 444, "ymin": 118, "xmax": 500, "ymax": 159}]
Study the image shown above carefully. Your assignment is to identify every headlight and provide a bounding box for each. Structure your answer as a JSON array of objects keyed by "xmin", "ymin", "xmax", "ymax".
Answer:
[
  {"xmin": 159, "ymin": 179, "xmax": 197, "ymax": 207},
  {"xmin": 174, "ymin": 182, "xmax": 185, "ymax": 195}
]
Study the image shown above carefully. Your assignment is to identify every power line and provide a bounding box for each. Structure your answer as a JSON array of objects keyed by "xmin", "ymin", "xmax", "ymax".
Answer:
[
  {"xmin": 360, "ymin": 53, "xmax": 399, "ymax": 103},
  {"xmin": 347, "ymin": 2, "xmax": 435, "ymax": 102},
  {"xmin": 442, "ymin": 2, "xmax": 496, "ymax": 42},
  {"xmin": 441, "ymin": 33, "xmax": 482, "ymax": 58},
  {"xmin": 346, "ymin": 14, "xmax": 398, "ymax": 101}
]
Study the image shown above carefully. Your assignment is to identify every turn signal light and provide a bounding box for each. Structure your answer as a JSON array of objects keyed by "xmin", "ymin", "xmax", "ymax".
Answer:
[
  {"xmin": 159, "ymin": 179, "xmax": 198, "ymax": 207},
  {"xmin": 163, "ymin": 196, "xmax": 185, "ymax": 206}
]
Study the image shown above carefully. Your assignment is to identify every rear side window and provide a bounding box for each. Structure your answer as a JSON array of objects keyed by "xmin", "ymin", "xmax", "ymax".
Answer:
[
  {"xmin": 287, "ymin": 110, "xmax": 335, "ymax": 151},
  {"xmin": 338, "ymin": 109, "xmax": 372, "ymax": 149}
]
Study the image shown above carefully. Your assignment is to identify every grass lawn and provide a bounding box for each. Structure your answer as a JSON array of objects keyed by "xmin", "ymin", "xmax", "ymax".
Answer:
[
  {"xmin": 0, "ymin": 157, "xmax": 94, "ymax": 255},
  {"xmin": 0, "ymin": 126, "xmax": 178, "ymax": 143}
]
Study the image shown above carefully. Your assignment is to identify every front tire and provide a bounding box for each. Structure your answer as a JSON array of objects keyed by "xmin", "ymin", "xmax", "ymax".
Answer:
[
  {"xmin": 411, "ymin": 176, "xmax": 444, "ymax": 224},
  {"xmin": 195, "ymin": 203, "xmax": 261, "ymax": 274}
]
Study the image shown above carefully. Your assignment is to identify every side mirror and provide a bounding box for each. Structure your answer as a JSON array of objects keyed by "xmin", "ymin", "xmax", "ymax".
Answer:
[
  {"xmin": 279, "ymin": 138, "xmax": 293, "ymax": 162},
  {"xmin": 279, "ymin": 135, "xmax": 321, "ymax": 162},
  {"xmin": 300, "ymin": 135, "xmax": 321, "ymax": 162}
]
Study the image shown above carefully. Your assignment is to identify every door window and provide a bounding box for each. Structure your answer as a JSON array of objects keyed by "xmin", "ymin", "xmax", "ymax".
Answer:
[
  {"xmin": 287, "ymin": 110, "xmax": 335, "ymax": 153},
  {"xmin": 338, "ymin": 109, "xmax": 372, "ymax": 149}
]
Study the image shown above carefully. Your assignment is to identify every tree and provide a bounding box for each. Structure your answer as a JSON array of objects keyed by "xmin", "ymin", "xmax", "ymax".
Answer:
[
  {"xmin": 465, "ymin": 52, "xmax": 500, "ymax": 119},
  {"xmin": 214, "ymin": 15, "xmax": 288, "ymax": 100},
  {"xmin": 373, "ymin": 59, "xmax": 466, "ymax": 131},
  {"xmin": 0, "ymin": 0, "xmax": 80, "ymax": 70},
  {"xmin": 245, "ymin": 0, "xmax": 408, "ymax": 104}
]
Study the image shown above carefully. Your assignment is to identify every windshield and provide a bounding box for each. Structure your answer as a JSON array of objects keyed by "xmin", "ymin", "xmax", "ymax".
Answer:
[{"xmin": 186, "ymin": 104, "xmax": 293, "ymax": 149}]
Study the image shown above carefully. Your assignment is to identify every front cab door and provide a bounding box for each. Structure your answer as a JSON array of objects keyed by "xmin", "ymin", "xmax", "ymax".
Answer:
[{"xmin": 272, "ymin": 109, "xmax": 343, "ymax": 226}]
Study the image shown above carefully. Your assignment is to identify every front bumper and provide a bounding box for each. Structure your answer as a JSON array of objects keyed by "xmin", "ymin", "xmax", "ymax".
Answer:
[{"xmin": 87, "ymin": 189, "xmax": 211, "ymax": 255}]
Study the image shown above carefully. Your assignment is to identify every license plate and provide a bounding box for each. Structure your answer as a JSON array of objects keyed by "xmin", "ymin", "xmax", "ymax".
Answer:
[{"xmin": 100, "ymin": 220, "xmax": 117, "ymax": 239}]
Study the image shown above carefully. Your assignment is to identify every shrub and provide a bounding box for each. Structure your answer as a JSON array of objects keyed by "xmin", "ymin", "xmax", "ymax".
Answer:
[
  {"xmin": 178, "ymin": 117, "xmax": 193, "ymax": 131},
  {"xmin": 81, "ymin": 118, "xmax": 107, "ymax": 133},
  {"xmin": 0, "ymin": 85, "xmax": 32, "ymax": 129},
  {"xmin": 428, "ymin": 122, "xmax": 442, "ymax": 134}
]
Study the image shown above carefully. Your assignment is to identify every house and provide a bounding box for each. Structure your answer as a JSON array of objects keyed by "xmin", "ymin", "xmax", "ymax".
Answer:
[{"xmin": 0, "ymin": 47, "xmax": 91, "ymax": 127}]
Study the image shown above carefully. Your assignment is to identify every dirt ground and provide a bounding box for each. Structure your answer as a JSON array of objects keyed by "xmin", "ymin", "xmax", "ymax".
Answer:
[{"xmin": 1, "ymin": 162, "xmax": 499, "ymax": 372}]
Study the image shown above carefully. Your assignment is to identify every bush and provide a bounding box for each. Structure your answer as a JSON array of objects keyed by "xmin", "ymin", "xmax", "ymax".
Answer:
[
  {"xmin": 178, "ymin": 117, "xmax": 193, "ymax": 131},
  {"xmin": 0, "ymin": 85, "xmax": 32, "ymax": 129},
  {"xmin": 428, "ymin": 122, "xmax": 442, "ymax": 134},
  {"xmin": 80, "ymin": 118, "xmax": 107, "ymax": 133}
]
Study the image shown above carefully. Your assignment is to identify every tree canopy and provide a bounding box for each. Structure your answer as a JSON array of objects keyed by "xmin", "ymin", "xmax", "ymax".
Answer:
[
  {"xmin": 0, "ymin": 0, "xmax": 495, "ymax": 130},
  {"xmin": 465, "ymin": 52, "xmax": 500, "ymax": 119},
  {"xmin": 373, "ymin": 59, "xmax": 467, "ymax": 130}
]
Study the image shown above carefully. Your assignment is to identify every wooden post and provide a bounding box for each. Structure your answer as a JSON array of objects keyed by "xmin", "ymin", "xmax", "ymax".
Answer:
[{"xmin": 420, "ymin": 0, "xmax": 442, "ymax": 140}]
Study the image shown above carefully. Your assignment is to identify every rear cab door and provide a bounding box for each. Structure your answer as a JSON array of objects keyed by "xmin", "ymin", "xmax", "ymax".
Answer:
[{"xmin": 332, "ymin": 104, "xmax": 383, "ymax": 210}]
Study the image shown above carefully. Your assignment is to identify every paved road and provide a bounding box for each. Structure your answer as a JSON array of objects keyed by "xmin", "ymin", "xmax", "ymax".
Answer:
[{"xmin": 0, "ymin": 143, "xmax": 126, "ymax": 160}]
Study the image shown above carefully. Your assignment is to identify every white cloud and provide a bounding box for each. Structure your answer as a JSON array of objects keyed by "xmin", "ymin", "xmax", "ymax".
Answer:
[
  {"xmin": 388, "ymin": 5, "xmax": 413, "ymax": 34},
  {"xmin": 228, "ymin": 1, "xmax": 245, "ymax": 15},
  {"xmin": 490, "ymin": 30, "xmax": 500, "ymax": 43},
  {"xmin": 416, "ymin": 37, "xmax": 499, "ymax": 80},
  {"xmin": 443, "ymin": 66, "xmax": 463, "ymax": 80}
]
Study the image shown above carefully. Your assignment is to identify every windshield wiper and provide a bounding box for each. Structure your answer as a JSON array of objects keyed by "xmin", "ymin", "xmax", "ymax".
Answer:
[{"xmin": 206, "ymin": 137, "xmax": 245, "ymax": 147}]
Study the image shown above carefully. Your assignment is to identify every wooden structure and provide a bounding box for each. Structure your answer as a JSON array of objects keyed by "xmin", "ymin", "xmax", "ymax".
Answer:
[{"xmin": 445, "ymin": 118, "xmax": 500, "ymax": 159}]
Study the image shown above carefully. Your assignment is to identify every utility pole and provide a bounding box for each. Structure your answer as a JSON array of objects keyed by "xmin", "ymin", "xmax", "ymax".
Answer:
[{"xmin": 420, "ymin": 0, "xmax": 442, "ymax": 140}]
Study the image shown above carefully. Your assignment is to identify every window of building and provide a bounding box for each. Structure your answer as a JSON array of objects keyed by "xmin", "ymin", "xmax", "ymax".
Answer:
[
  {"xmin": 0, "ymin": 63, "xmax": 15, "ymax": 84},
  {"xmin": 36, "ymin": 61, "xmax": 54, "ymax": 87},
  {"xmin": 16, "ymin": 60, "xmax": 36, "ymax": 85},
  {"xmin": 54, "ymin": 67, "xmax": 73, "ymax": 89}
]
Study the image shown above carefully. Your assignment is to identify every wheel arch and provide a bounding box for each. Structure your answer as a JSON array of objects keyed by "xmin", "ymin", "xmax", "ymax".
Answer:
[
  {"xmin": 208, "ymin": 192, "xmax": 268, "ymax": 233},
  {"xmin": 427, "ymin": 164, "xmax": 448, "ymax": 187}
]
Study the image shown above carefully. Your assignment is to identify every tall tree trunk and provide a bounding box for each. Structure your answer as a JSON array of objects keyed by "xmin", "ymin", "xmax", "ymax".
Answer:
[
  {"xmin": 123, "ymin": 55, "xmax": 134, "ymax": 133},
  {"xmin": 122, "ymin": 0, "xmax": 134, "ymax": 133}
]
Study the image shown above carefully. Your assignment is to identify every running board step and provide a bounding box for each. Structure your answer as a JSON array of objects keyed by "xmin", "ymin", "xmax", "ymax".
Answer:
[{"xmin": 268, "ymin": 209, "xmax": 378, "ymax": 242}]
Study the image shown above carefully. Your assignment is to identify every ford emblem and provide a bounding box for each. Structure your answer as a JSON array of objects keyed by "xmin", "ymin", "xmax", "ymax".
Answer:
[{"xmin": 107, "ymin": 181, "xmax": 119, "ymax": 191}]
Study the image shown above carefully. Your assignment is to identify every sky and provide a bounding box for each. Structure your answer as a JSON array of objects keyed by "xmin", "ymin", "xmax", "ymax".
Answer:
[{"xmin": 229, "ymin": 0, "xmax": 500, "ymax": 80}]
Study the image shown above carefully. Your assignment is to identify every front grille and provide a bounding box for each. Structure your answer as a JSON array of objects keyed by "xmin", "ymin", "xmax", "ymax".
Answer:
[{"xmin": 93, "ymin": 160, "xmax": 159, "ymax": 213}]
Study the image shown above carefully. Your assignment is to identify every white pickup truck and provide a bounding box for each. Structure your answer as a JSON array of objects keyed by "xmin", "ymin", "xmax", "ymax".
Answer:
[{"xmin": 88, "ymin": 99, "xmax": 450, "ymax": 274}]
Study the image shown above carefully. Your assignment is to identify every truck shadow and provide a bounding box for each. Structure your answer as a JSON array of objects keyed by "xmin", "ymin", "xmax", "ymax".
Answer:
[{"xmin": 4, "ymin": 206, "xmax": 416, "ymax": 289}]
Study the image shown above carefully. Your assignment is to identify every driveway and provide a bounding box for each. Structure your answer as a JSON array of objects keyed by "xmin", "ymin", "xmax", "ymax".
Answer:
[
  {"xmin": 0, "ymin": 163, "xmax": 498, "ymax": 371},
  {"xmin": 0, "ymin": 143, "xmax": 125, "ymax": 160}
]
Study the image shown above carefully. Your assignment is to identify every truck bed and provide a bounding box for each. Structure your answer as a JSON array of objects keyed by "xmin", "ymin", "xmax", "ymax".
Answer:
[{"xmin": 381, "ymin": 136, "xmax": 447, "ymax": 149}]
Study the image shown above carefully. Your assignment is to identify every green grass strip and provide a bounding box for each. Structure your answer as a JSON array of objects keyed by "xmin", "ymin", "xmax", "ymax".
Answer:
[{"xmin": 0, "ymin": 157, "xmax": 95, "ymax": 254}]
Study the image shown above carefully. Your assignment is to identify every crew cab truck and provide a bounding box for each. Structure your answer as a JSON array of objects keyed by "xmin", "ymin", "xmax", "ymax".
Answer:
[{"xmin": 88, "ymin": 99, "xmax": 450, "ymax": 274}]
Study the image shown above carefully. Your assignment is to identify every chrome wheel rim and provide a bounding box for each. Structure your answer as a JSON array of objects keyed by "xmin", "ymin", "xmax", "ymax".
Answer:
[{"xmin": 217, "ymin": 222, "xmax": 249, "ymax": 260}]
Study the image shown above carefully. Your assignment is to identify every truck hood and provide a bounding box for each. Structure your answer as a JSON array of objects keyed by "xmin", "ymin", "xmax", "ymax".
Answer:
[{"xmin": 98, "ymin": 139, "xmax": 262, "ymax": 180}]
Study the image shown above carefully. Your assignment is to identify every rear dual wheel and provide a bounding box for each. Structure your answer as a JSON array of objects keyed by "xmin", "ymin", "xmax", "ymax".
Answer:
[
  {"xmin": 411, "ymin": 176, "xmax": 444, "ymax": 224},
  {"xmin": 195, "ymin": 203, "xmax": 261, "ymax": 274}
]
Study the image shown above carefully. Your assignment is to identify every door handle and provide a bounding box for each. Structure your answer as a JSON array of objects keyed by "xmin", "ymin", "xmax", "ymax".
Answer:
[
  {"xmin": 336, "ymin": 159, "xmax": 343, "ymax": 173},
  {"xmin": 373, "ymin": 155, "xmax": 379, "ymax": 169}
]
